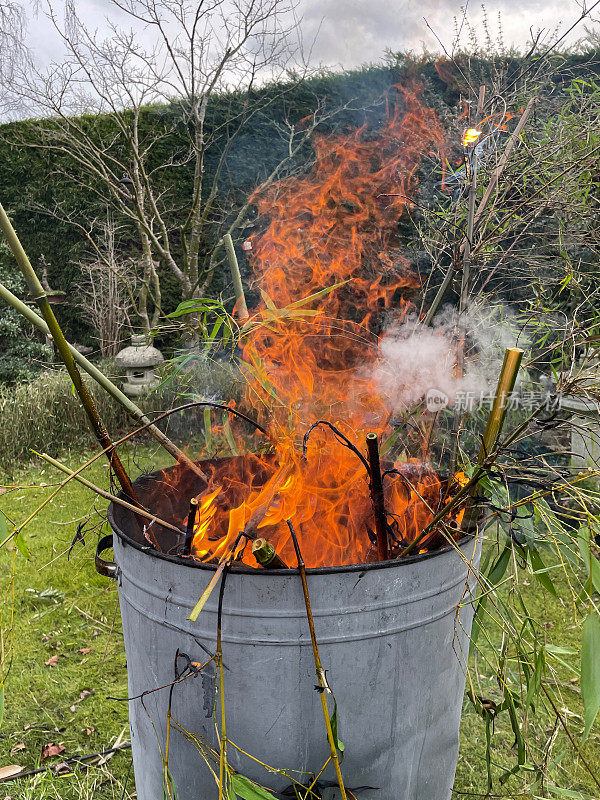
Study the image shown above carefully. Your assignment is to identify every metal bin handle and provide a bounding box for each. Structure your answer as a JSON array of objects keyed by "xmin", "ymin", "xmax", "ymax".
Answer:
[{"xmin": 95, "ymin": 534, "xmax": 118, "ymax": 579}]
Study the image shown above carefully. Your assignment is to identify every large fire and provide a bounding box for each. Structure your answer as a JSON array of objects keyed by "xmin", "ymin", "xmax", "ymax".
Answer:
[{"xmin": 188, "ymin": 83, "xmax": 464, "ymax": 568}]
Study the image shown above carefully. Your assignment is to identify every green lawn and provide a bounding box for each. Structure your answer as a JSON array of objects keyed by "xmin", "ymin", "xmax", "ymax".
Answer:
[{"xmin": 0, "ymin": 449, "xmax": 598, "ymax": 799}]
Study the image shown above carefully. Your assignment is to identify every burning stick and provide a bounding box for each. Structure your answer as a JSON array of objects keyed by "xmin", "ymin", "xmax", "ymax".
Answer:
[
  {"xmin": 252, "ymin": 538, "xmax": 289, "ymax": 569},
  {"xmin": 286, "ymin": 520, "xmax": 347, "ymax": 800},
  {"xmin": 180, "ymin": 498, "xmax": 199, "ymax": 557},
  {"xmin": 366, "ymin": 432, "xmax": 389, "ymax": 562}
]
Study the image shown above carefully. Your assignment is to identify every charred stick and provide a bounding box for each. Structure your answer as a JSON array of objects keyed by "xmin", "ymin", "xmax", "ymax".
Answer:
[
  {"xmin": 181, "ymin": 498, "xmax": 199, "ymax": 556},
  {"xmin": 303, "ymin": 421, "xmax": 370, "ymax": 473},
  {"xmin": 286, "ymin": 520, "xmax": 347, "ymax": 800},
  {"xmin": 252, "ymin": 537, "xmax": 289, "ymax": 569},
  {"xmin": 366, "ymin": 432, "xmax": 389, "ymax": 561}
]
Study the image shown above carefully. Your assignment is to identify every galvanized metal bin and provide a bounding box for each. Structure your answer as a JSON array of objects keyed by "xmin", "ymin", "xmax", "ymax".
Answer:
[{"xmin": 101, "ymin": 464, "xmax": 481, "ymax": 800}]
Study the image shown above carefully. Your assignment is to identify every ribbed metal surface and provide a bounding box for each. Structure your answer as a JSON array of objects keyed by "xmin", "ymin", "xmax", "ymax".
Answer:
[{"xmin": 108, "ymin": 490, "xmax": 480, "ymax": 800}]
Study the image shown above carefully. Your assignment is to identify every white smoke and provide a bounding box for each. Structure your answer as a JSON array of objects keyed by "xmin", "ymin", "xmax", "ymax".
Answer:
[{"xmin": 373, "ymin": 303, "xmax": 528, "ymax": 414}]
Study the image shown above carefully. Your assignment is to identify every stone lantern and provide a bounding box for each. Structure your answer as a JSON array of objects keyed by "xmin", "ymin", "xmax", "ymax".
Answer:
[
  {"xmin": 560, "ymin": 336, "xmax": 600, "ymax": 474},
  {"xmin": 115, "ymin": 334, "xmax": 164, "ymax": 396}
]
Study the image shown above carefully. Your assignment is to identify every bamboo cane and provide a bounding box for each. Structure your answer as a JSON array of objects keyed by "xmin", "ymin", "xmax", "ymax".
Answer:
[
  {"xmin": 286, "ymin": 520, "xmax": 347, "ymax": 800},
  {"xmin": 477, "ymin": 347, "xmax": 524, "ymax": 462},
  {"xmin": 222, "ymin": 234, "xmax": 249, "ymax": 320},
  {"xmin": 0, "ymin": 280, "xmax": 207, "ymax": 482},
  {"xmin": 460, "ymin": 347, "xmax": 523, "ymax": 533},
  {"xmin": 252, "ymin": 537, "xmax": 289, "ymax": 569},
  {"xmin": 365, "ymin": 432, "xmax": 388, "ymax": 561},
  {"xmin": 0, "ymin": 202, "xmax": 136, "ymax": 503},
  {"xmin": 35, "ymin": 452, "xmax": 183, "ymax": 537}
]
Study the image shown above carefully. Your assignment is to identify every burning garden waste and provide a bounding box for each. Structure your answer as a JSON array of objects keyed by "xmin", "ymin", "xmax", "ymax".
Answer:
[{"xmin": 175, "ymin": 83, "xmax": 470, "ymax": 569}]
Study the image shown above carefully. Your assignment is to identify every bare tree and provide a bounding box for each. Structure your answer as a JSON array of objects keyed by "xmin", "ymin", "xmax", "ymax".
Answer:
[
  {"xmin": 0, "ymin": 1, "xmax": 31, "ymax": 119},
  {"xmin": 74, "ymin": 212, "xmax": 134, "ymax": 357},
  {"xmin": 6, "ymin": 0, "xmax": 326, "ymax": 330}
]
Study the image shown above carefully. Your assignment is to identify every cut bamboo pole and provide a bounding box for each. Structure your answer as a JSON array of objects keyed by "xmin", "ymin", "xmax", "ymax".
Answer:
[
  {"xmin": 222, "ymin": 234, "xmax": 249, "ymax": 320},
  {"xmin": 477, "ymin": 347, "xmax": 524, "ymax": 462},
  {"xmin": 252, "ymin": 538, "xmax": 289, "ymax": 569},
  {"xmin": 0, "ymin": 202, "xmax": 136, "ymax": 503},
  {"xmin": 286, "ymin": 520, "xmax": 347, "ymax": 800},
  {"xmin": 0, "ymin": 280, "xmax": 207, "ymax": 482},
  {"xmin": 460, "ymin": 346, "xmax": 524, "ymax": 532},
  {"xmin": 366, "ymin": 432, "xmax": 388, "ymax": 561}
]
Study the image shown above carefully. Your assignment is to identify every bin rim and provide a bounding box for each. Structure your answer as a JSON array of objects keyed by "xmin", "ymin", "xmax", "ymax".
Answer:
[{"xmin": 107, "ymin": 466, "xmax": 476, "ymax": 576}]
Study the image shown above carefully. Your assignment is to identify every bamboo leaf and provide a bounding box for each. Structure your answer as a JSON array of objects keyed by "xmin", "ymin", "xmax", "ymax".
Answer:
[
  {"xmin": 230, "ymin": 774, "xmax": 279, "ymax": 800},
  {"xmin": 15, "ymin": 529, "xmax": 31, "ymax": 560},
  {"xmin": 330, "ymin": 698, "xmax": 345, "ymax": 756},
  {"xmin": 260, "ymin": 290, "xmax": 277, "ymax": 312},
  {"xmin": 471, "ymin": 542, "xmax": 511, "ymax": 647},
  {"xmin": 163, "ymin": 766, "xmax": 178, "ymax": 799},
  {"xmin": 529, "ymin": 546, "xmax": 557, "ymax": 597},
  {"xmin": 577, "ymin": 527, "xmax": 600, "ymax": 596},
  {"xmin": 286, "ymin": 280, "xmax": 347, "ymax": 309},
  {"xmin": 581, "ymin": 612, "xmax": 600, "ymax": 741}
]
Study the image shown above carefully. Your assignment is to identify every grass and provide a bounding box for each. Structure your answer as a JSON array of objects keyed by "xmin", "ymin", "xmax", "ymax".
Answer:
[
  {"xmin": 0, "ymin": 448, "xmax": 598, "ymax": 799},
  {"xmin": 0, "ymin": 445, "xmax": 169, "ymax": 799}
]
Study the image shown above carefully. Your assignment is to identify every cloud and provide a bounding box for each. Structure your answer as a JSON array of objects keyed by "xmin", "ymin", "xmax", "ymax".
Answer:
[{"xmin": 299, "ymin": 0, "xmax": 590, "ymax": 69}]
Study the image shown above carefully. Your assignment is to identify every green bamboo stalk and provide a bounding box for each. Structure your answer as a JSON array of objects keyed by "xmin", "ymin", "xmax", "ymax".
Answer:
[
  {"xmin": 286, "ymin": 520, "xmax": 347, "ymax": 800},
  {"xmin": 35, "ymin": 451, "xmax": 182, "ymax": 536},
  {"xmin": 460, "ymin": 346, "xmax": 523, "ymax": 532},
  {"xmin": 222, "ymin": 234, "xmax": 249, "ymax": 320},
  {"xmin": 0, "ymin": 201, "xmax": 138, "ymax": 502},
  {"xmin": 251, "ymin": 537, "xmax": 289, "ymax": 569},
  {"xmin": 0, "ymin": 280, "xmax": 206, "ymax": 481}
]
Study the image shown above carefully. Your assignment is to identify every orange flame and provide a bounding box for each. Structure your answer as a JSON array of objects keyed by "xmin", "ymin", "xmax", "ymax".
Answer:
[{"xmin": 189, "ymin": 83, "xmax": 464, "ymax": 568}]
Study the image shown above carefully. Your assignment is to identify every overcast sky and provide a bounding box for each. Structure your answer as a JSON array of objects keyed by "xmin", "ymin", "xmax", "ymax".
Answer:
[{"xmin": 19, "ymin": 0, "xmax": 596, "ymax": 73}]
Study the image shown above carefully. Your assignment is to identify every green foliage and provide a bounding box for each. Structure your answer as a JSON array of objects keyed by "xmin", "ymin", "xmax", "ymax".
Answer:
[
  {"xmin": 0, "ymin": 366, "xmax": 129, "ymax": 475},
  {"xmin": 229, "ymin": 775, "xmax": 279, "ymax": 800},
  {"xmin": 0, "ymin": 243, "xmax": 47, "ymax": 383},
  {"xmin": 581, "ymin": 612, "xmax": 600, "ymax": 742}
]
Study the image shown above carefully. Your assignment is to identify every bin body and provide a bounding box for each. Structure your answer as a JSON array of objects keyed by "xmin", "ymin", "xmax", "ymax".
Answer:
[{"xmin": 108, "ymin": 476, "xmax": 480, "ymax": 800}]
